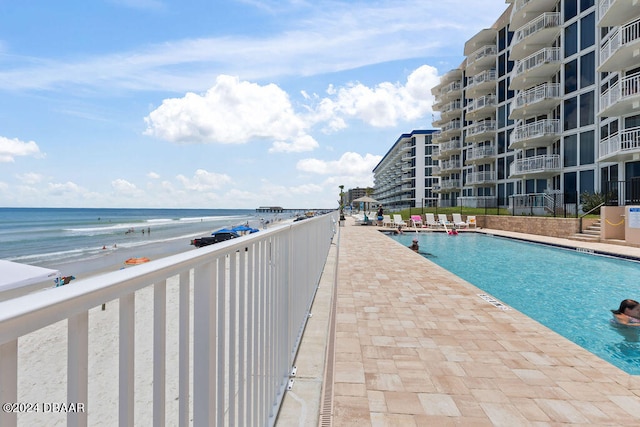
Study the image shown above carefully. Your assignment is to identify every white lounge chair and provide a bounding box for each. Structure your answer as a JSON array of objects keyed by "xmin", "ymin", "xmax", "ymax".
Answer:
[
  {"xmin": 382, "ymin": 214, "xmax": 393, "ymax": 227},
  {"xmin": 424, "ymin": 213, "xmax": 440, "ymax": 228},
  {"xmin": 466, "ymin": 215, "xmax": 477, "ymax": 228},
  {"xmin": 452, "ymin": 213, "xmax": 468, "ymax": 228},
  {"xmin": 392, "ymin": 214, "xmax": 407, "ymax": 228},
  {"xmin": 438, "ymin": 214, "xmax": 452, "ymax": 227}
]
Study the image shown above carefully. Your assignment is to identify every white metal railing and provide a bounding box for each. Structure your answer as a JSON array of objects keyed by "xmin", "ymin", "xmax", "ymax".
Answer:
[
  {"xmin": 513, "ymin": 83, "xmax": 561, "ymax": 110},
  {"xmin": 513, "ymin": 0, "xmax": 532, "ymax": 14},
  {"xmin": 511, "ymin": 12, "xmax": 561, "ymax": 47},
  {"xmin": 440, "ymin": 139, "xmax": 462, "ymax": 153},
  {"xmin": 467, "ymin": 95, "xmax": 496, "ymax": 114},
  {"xmin": 467, "ymin": 45, "xmax": 497, "ymax": 67},
  {"xmin": 511, "ymin": 119, "xmax": 561, "ymax": 145},
  {"xmin": 0, "ymin": 214, "xmax": 337, "ymax": 427},
  {"xmin": 441, "ymin": 159, "xmax": 462, "ymax": 171},
  {"xmin": 599, "ymin": 126, "xmax": 640, "ymax": 159},
  {"xmin": 600, "ymin": 18, "xmax": 640, "ymax": 66},
  {"xmin": 441, "ymin": 180, "xmax": 461, "ymax": 189},
  {"xmin": 510, "ymin": 154, "xmax": 561, "ymax": 175},
  {"xmin": 467, "ymin": 120, "xmax": 497, "ymax": 139},
  {"xmin": 466, "ymin": 171, "xmax": 496, "ymax": 185},
  {"xmin": 467, "ymin": 145, "xmax": 496, "ymax": 161},
  {"xmin": 599, "ymin": 71, "xmax": 640, "ymax": 113},
  {"xmin": 513, "ymin": 47, "xmax": 561, "ymax": 77},
  {"xmin": 467, "ymin": 69, "xmax": 497, "ymax": 89},
  {"xmin": 441, "ymin": 120, "xmax": 462, "ymax": 134}
]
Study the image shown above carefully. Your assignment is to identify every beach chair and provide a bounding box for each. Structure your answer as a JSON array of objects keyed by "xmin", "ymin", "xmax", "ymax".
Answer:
[
  {"xmin": 392, "ymin": 214, "xmax": 407, "ymax": 228},
  {"xmin": 382, "ymin": 214, "xmax": 393, "ymax": 227},
  {"xmin": 438, "ymin": 214, "xmax": 452, "ymax": 227},
  {"xmin": 466, "ymin": 215, "xmax": 477, "ymax": 228},
  {"xmin": 424, "ymin": 213, "xmax": 440, "ymax": 228},
  {"xmin": 451, "ymin": 213, "xmax": 468, "ymax": 228},
  {"xmin": 409, "ymin": 215, "xmax": 423, "ymax": 228}
]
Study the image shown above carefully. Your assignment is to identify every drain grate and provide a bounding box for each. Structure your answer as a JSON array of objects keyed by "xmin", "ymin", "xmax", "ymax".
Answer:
[{"xmin": 478, "ymin": 293, "xmax": 511, "ymax": 310}]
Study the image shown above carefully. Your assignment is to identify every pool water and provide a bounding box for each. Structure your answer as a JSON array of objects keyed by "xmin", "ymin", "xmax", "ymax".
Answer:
[{"xmin": 392, "ymin": 232, "xmax": 640, "ymax": 375}]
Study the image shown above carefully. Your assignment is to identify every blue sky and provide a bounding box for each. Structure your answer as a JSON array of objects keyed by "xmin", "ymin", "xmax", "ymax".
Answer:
[{"xmin": 0, "ymin": 0, "xmax": 508, "ymax": 209}]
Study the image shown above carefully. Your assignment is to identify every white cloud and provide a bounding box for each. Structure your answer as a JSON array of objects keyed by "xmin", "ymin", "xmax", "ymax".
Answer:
[
  {"xmin": 0, "ymin": 136, "xmax": 42, "ymax": 162},
  {"xmin": 308, "ymin": 65, "xmax": 439, "ymax": 129},
  {"xmin": 147, "ymin": 171, "xmax": 160, "ymax": 179},
  {"xmin": 112, "ymin": 179, "xmax": 140, "ymax": 196},
  {"xmin": 144, "ymin": 75, "xmax": 319, "ymax": 152},
  {"xmin": 175, "ymin": 169, "xmax": 232, "ymax": 191},
  {"xmin": 47, "ymin": 181, "xmax": 85, "ymax": 196},
  {"xmin": 296, "ymin": 151, "xmax": 382, "ymax": 189},
  {"xmin": 16, "ymin": 172, "xmax": 44, "ymax": 185}
]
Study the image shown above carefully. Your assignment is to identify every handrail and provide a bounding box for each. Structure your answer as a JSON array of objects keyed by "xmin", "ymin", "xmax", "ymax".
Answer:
[{"xmin": 580, "ymin": 202, "xmax": 605, "ymax": 218}]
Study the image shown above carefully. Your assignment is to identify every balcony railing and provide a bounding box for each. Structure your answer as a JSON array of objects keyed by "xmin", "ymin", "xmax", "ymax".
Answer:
[
  {"xmin": 466, "ymin": 69, "xmax": 497, "ymax": 95},
  {"xmin": 466, "ymin": 120, "xmax": 497, "ymax": 142},
  {"xmin": 466, "ymin": 171, "xmax": 496, "ymax": 185},
  {"xmin": 467, "ymin": 145, "xmax": 496, "ymax": 162},
  {"xmin": 510, "ymin": 119, "xmax": 561, "ymax": 149},
  {"xmin": 439, "ymin": 139, "xmax": 462, "ymax": 154},
  {"xmin": 599, "ymin": 71, "xmax": 640, "ymax": 117},
  {"xmin": 511, "ymin": 47, "xmax": 562, "ymax": 90},
  {"xmin": 467, "ymin": 45, "xmax": 497, "ymax": 70},
  {"xmin": 599, "ymin": 18, "xmax": 640, "ymax": 71},
  {"xmin": 510, "ymin": 12, "xmax": 561, "ymax": 59},
  {"xmin": 511, "ymin": 83, "xmax": 561, "ymax": 117},
  {"xmin": 599, "ymin": 126, "xmax": 640, "ymax": 161},
  {"xmin": 599, "ymin": 0, "xmax": 640, "ymax": 28},
  {"xmin": 510, "ymin": 154, "xmax": 561, "ymax": 176},
  {"xmin": 0, "ymin": 215, "xmax": 337, "ymax": 427},
  {"xmin": 467, "ymin": 95, "xmax": 497, "ymax": 117},
  {"xmin": 441, "ymin": 159, "xmax": 462, "ymax": 171}
]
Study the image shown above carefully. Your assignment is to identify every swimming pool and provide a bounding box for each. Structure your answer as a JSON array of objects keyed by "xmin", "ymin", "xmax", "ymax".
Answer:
[{"xmin": 392, "ymin": 232, "xmax": 640, "ymax": 375}]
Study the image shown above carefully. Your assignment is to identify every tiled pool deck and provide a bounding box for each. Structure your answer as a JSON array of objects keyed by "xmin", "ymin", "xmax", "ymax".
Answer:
[{"xmin": 279, "ymin": 218, "xmax": 640, "ymax": 426}]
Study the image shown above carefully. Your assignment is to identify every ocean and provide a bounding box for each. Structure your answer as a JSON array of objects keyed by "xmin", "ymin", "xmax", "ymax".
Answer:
[{"xmin": 0, "ymin": 207, "xmax": 285, "ymax": 277}]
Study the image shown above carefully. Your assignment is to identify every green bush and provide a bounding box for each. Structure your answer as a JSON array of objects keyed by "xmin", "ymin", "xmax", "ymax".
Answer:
[{"xmin": 580, "ymin": 192, "xmax": 605, "ymax": 214}]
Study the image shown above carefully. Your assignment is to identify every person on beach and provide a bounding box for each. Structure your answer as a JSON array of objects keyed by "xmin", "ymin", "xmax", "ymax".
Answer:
[
  {"xmin": 611, "ymin": 299, "xmax": 640, "ymax": 326},
  {"xmin": 409, "ymin": 238, "xmax": 419, "ymax": 252}
]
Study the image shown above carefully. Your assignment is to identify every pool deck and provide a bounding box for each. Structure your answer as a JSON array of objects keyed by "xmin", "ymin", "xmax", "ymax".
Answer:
[{"xmin": 278, "ymin": 217, "xmax": 640, "ymax": 426}]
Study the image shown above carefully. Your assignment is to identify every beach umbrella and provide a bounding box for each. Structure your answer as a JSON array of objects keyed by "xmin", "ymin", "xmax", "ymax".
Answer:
[
  {"xmin": 124, "ymin": 257, "xmax": 150, "ymax": 265},
  {"xmin": 353, "ymin": 195, "xmax": 380, "ymax": 215}
]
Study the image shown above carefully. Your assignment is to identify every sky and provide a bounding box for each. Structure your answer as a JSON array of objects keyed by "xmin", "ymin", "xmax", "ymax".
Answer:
[{"xmin": 0, "ymin": 0, "xmax": 508, "ymax": 209}]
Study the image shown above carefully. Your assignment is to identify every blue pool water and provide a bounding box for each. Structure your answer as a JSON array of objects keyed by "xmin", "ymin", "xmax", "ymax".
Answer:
[{"xmin": 392, "ymin": 232, "xmax": 640, "ymax": 375}]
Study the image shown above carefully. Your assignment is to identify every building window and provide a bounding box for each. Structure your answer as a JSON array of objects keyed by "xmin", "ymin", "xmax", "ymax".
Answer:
[
  {"xmin": 580, "ymin": 91, "xmax": 595, "ymax": 126},
  {"xmin": 564, "ymin": 172, "xmax": 577, "ymax": 202},
  {"xmin": 580, "ymin": 170, "xmax": 594, "ymax": 194},
  {"xmin": 564, "ymin": 97, "xmax": 578, "ymax": 130},
  {"xmin": 579, "ymin": 130, "xmax": 594, "ymax": 165},
  {"xmin": 565, "ymin": 59, "xmax": 578, "ymax": 93},
  {"xmin": 580, "ymin": 12, "xmax": 595, "ymax": 49},
  {"xmin": 580, "ymin": 0, "xmax": 594, "ymax": 12},
  {"xmin": 565, "ymin": 22, "xmax": 578, "ymax": 57},
  {"xmin": 565, "ymin": 0, "xmax": 578, "ymax": 21},
  {"xmin": 498, "ymin": 157, "xmax": 505, "ymax": 180},
  {"xmin": 498, "ymin": 131, "xmax": 506, "ymax": 154},
  {"xmin": 580, "ymin": 52, "xmax": 595, "ymax": 88},
  {"xmin": 564, "ymin": 134, "xmax": 578, "ymax": 167}
]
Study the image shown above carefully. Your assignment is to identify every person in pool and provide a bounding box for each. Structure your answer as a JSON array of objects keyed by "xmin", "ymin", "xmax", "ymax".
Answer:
[
  {"xmin": 409, "ymin": 238, "xmax": 419, "ymax": 252},
  {"xmin": 611, "ymin": 299, "xmax": 640, "ymax": 326}
]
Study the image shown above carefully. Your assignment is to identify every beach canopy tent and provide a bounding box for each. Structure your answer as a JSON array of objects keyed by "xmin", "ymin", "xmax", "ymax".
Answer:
[{"xmin": 0, "ymin": 260, "xmax": 60, "ymax": 293}]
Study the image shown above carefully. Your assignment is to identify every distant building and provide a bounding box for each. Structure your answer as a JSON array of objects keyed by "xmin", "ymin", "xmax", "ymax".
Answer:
[
  {"xmin": 372, "ymin": 130, "xmax": 439, "ymax": 211},
  {"xmin": 347, "ymin": 187, "xmax": 371, "ymax": 208}
]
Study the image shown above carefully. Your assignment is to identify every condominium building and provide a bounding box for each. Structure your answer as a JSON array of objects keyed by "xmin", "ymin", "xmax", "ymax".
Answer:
[
  {"xmin": 430, "ymin": 0, "xmax": 640, "ymax": 212},
  {"xmin": 372, "ymin": 130, "xmax": 439, "ymax": 211}
]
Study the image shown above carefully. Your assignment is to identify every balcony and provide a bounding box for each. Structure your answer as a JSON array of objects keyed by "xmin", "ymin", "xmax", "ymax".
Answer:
[
  {"xmin": 511, "ymin": 47, "xmax": 561, "ymax": 90},
  {"xmin": 466, "ymin": 145, "xmax": 496, "ymax": 165},
  {"xmin": 466, "ymin": 45, "xmax": 498, "ymax": 75},
  {"xmin": 440, "ymin": 120, "xmax": 462, "ymax": 138},
  {"xmin": 599, "ymin": 19, "xmax": 640, "ymax": 72},
  {"xmin": 511, "ymin": 0, "xmax": 559, "ymax": 29},
  {"xmin": 440, "ymin": 100, "xmax": 463, "ymax": 120},
  {"xmin": 439, "ymin": 179, "xmax": 462, "ymax": 192},
  {"xmin": 509, "ymin": 83, "xmax": 561, "ymax": 120},
  {"xmin": 599, "ymin": 72, "xmax": 640, "ymax": 117},
  {"xmin": 466, "ymin": 69, "xmax": 497, "ymax": 98},
  {"xmin": 464, "ymin": 28, "xmax": 498, "ymax": 56},
  {"xmin": 431, "ymin": 165, "xmax": 442, "ymax": 176},
  {"xmin": 441, "ymin": 159, "xmax": 462, "ymax": 172},
  {"xmin": 599, "ymin": 0, "xmax": 640, "ymax": 28},
  {"xmin": 466, "ymin": 171, "xmax": 496, "ymax": 186},
  {"xmin": 437, "ymin": 81, "xmax": 462, "ymax": 102},
  {"xmin": 599, "ymin": 126, "xmax": 640, "ymax": 162},
  {"xmin": 439, "ymin": 139, "xmax": 462, "ymax": 156},
  {"xmin": 466, "ymin": 120, "xmax": 497, "ymax": 143},
  {"xmin": 431, "ymin": 69, "xmax": 463, "ymax": 96},
  {"xmin": 509, "ymin": 154, "xmax": 561, "ymax": 178},
  {"xmin": 466, "ymin": 95, "xmax": 497, "ymax": 120},
  {"xmin": 510, "ymin": 12, "xmax": 562, "ymax": 60},
  {"xmin": 509, "ymin": 119, "xmax": 561, "ymax": 149}
]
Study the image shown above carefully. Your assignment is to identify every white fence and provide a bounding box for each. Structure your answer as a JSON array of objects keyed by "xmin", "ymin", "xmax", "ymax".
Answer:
[{"xmin": 0, "ymin": 213, "xmax": 338, "ymax": 426}]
